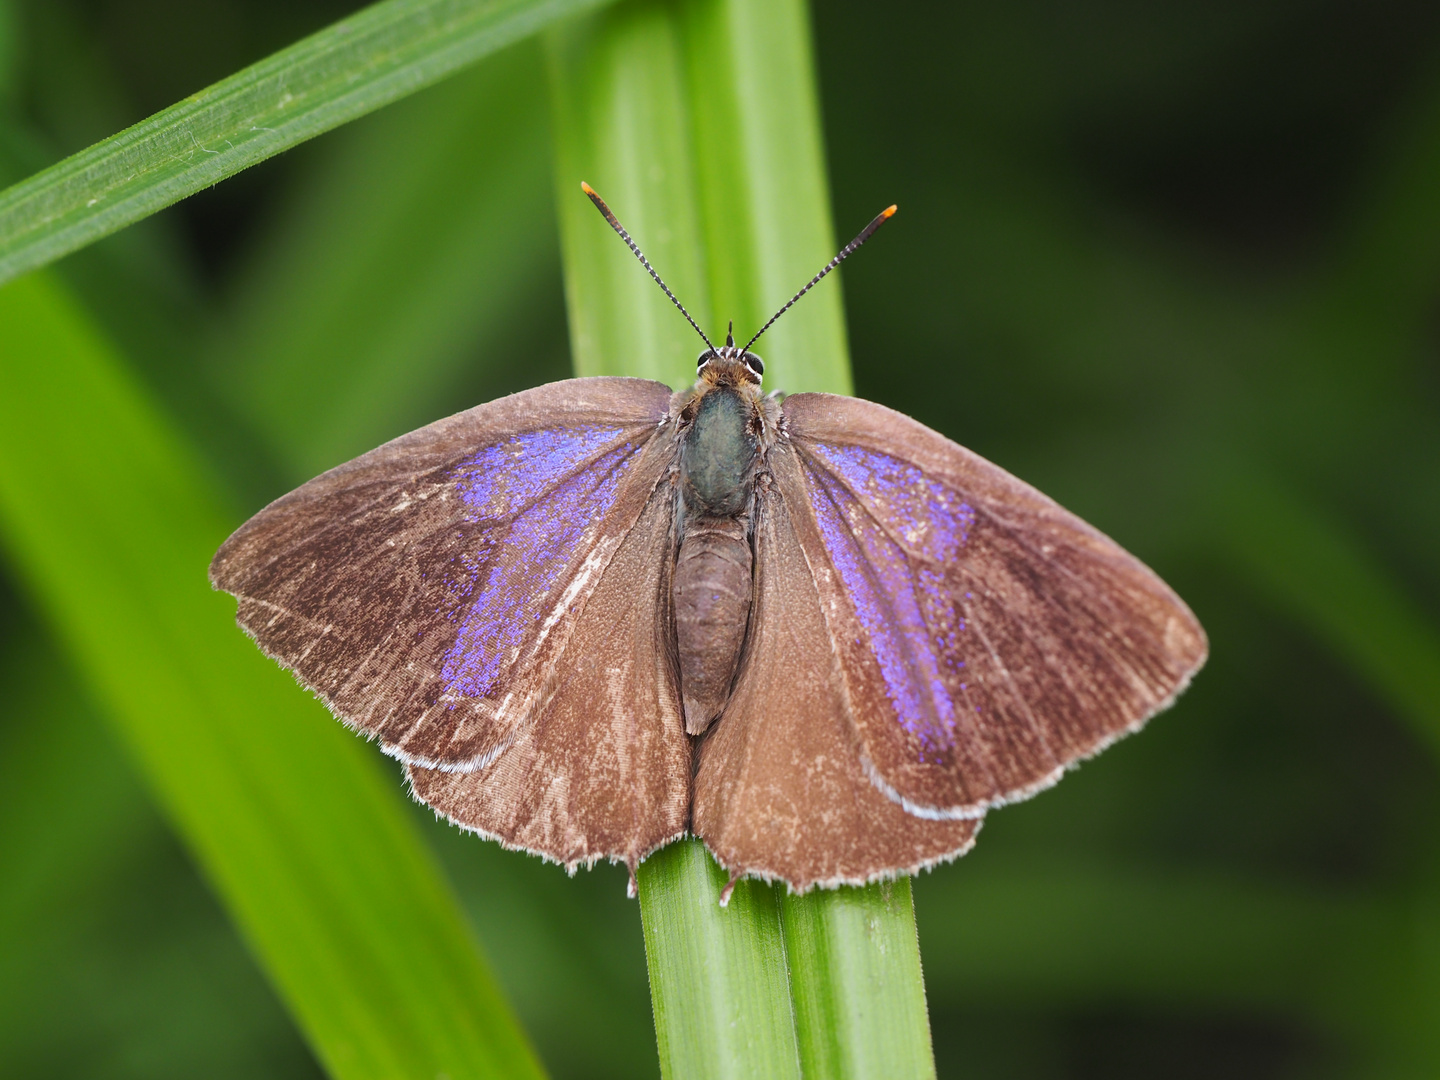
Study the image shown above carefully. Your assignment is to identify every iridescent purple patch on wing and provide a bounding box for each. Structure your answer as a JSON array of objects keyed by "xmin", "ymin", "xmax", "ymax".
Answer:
[
  {"xmin": 807, "ymin": 443, "xmax": 976, "ymax": 563},
  {"xmin": 440, "ymin": 426, "xmax": 642, "ymax": 698},
  {"xmin": 802, "ymin": 442, "xmax": 977, "ymax": 759},
  {"xmin": 453, "ymin": 425, "xmax": 630, "ymax": 517}
]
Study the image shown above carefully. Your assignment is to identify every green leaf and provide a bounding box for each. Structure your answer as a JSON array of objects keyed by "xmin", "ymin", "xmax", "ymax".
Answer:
[
  {"xmin": 0, "ymin": 271, "xmax": 545, "ymax": 1080},
  {"xmin": 548, "ymin": 3, "xmax": 710, "ymax": 388},
  {"xmin": 548, "ymin": 1, "xmax": 935, "ymax": 1076},
  {"xmin": 0, "ymin": 0, "xmax": 615, "ymax": 288},
  {"xmin": 781, "ymin": 879, "xmax": 935, "ymax": 1079},
  {"xmin": 215, "ymin": 39, "xmax": 561, "ymax": 481},
  {"xmin": 636, "ymin": 842, "xmax": 801, "ymax": 1079},
  {"xmin": 0, "ymin": 632, "xmax": 318, "ymax": 1077}
]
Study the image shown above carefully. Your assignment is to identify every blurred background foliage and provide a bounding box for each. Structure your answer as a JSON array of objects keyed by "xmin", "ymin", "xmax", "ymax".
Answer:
[{"xmin": 1, "ymin": 0, "xmax": 1438, "ymax": 1077}]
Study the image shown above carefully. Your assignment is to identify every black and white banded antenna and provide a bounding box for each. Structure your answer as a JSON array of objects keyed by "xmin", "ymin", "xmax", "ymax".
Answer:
[
  {"xmin": 742, "ymin": 205, "xmax": 896, "ymax": 354},
  {"xmin": 581, "ymin": 182, "xmax": 717, "ymax": 355}
]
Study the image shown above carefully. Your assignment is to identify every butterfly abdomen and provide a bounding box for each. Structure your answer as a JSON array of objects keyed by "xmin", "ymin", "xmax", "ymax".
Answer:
[{"xmin": 673, "ymin": 515, "xmax": 753, "ymax": 735}]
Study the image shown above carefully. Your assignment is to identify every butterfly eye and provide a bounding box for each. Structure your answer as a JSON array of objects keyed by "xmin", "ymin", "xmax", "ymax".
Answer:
[
  {"xmin": 697, "ymin": 350, "xmax": 716, "ymax": 372},
  {"xmin": 744, "ymin": 353, "xmax": 764, "ymax": 379}
]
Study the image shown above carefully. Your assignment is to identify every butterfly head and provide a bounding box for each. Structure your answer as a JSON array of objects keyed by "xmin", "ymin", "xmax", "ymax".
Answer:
[{"xmin": 697, "ymin": 321, "xmax": 764, "ymax": 388}]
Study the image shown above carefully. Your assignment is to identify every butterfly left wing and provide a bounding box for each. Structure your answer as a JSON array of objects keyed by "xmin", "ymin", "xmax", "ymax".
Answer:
[
  {"xmin": 407, "ymin": 464, "xmax": 690, "ymax": 873},
  {"xmin": 210, "ymin": 377, "xmax": 677, "ymax": 772},
  {"xmin": 780, "ymin": 392, "xmax": 1207, "ymax": 821},
  {"xmin": 692, "ymin": 455, "xmax": 979, "ymax": 891}
]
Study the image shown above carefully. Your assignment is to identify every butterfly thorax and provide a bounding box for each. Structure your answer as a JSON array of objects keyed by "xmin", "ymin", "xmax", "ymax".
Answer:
[
  {"xmin": 680, "ymin": 388, "xmax": 756, "ymax": 515},
  {"xmin": 672, "ymin": 357, "xmax": 771, "ymax": 736}
]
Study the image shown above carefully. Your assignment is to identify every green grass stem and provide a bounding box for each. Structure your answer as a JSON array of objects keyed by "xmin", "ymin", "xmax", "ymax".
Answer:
[
  {"xmin": 637, "ymin": 841, "xmax": 803, "ymax": 1079},
  {"xmin": 548, "ymin": 1, "xmax": 936, "ymax": 1076},
  {"xmin": 781, "ymin": 880, "xmax": 936, "ymax": 1079}
]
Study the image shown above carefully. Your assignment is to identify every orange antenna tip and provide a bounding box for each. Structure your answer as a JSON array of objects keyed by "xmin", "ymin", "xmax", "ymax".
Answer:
[
  {"xmin": 578, "ymin": 183, "xmax": 716, "ymax": 353},
  {"xmin": 739, "ymin": 202, "xmax": 898, "ymax": 353}
]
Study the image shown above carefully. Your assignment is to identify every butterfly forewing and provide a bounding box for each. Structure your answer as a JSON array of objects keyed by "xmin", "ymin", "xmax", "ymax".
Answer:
[
  {"xmin": 693, "ymin": 462, "xmax": 979, "ymax": 891},
  {"xmin": 407, "ymin": 460, "xmax": 690, "ymax": 872},
  {"xmin": 780, "ymin": 392, "xmax": 1207, "ymax": 819},
  {"xmin": 209, "ymin": 377, "xmax": 677, "ymax": 771}
]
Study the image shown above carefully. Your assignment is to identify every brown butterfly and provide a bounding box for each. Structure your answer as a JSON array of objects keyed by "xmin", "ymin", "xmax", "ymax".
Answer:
[{"xmin": 210, "ymin": 185, "xmax": 1207, "ymax": 896}]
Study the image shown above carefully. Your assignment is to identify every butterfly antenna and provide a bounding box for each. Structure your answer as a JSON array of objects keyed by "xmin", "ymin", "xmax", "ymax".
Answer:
[
  {"xmin": 742, "ymin": 205, "xmax": 897, "ymax": 354},
  {"xmin": 581, "ymin": 182, "xmax": 717, "ymax": 354}
]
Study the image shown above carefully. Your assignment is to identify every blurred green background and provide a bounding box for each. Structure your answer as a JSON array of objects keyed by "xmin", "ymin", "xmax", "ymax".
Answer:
[{"xmin": 3, "ymin": 0, "xmax": 1440, "ymax": 1077}]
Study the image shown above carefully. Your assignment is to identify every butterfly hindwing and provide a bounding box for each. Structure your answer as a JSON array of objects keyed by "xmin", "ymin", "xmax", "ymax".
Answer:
[
  {"xmin": 209, "ymin": 377, "xmax": 678, "ymax": 772},
  {"xmin": 692, "ymin": 454, "xmax": 979, "ymax": 891},
  {"xmin": 780, "ymin": 392, "xmax": 1207, "ymax": 819}
]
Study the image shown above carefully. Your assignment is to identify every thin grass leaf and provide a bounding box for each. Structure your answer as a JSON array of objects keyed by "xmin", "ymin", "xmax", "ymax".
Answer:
[
  {"xmin": 676, "ymin": 0, "xmax": 851, "ymax": 398},
  {"xmin": 636, "ymin": 841, "xmax": 801, "ymax": 1079},
  {"xmin": 0, "ymin": 271, "xmax": 545, "ymax": 1080},
  {"xmin": 0, "ymin": 634, "xmax": 316, "ymax": 1076},
  {"xmin": 549, "ymin": 1, "xmax": 936, "ymax": 1076},
  {"xmin": 215, "ymin": 39, "xmax": 559, "ymax": 481},
  {"xmin": 549, "ymin": 3, "xmax": 710, "ymax": 388},
  {"xmin": 548, "ymin": 12, "xmax": 799, "ymax": 1077},
  {"xmin": 781, "ymin": 879, "xmax": 935, "ymax": 1079},
  {"xmin": 0, "ymin": 0, "xmax": 616, "ymax": 287}
]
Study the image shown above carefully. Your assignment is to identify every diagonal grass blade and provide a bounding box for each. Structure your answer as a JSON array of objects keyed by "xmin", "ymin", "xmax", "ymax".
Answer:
[
  {"xmin": 0, "ymin": 271, "xmax": 546, "ymax": 1080},
  {"xmin": 0, "ymin": 0, "xmax": 614, "ymax": 287}
]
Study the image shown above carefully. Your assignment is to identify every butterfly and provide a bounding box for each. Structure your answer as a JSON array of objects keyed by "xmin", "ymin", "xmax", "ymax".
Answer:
[{"xmin": 210, "ymin": 184, "xmax": 1207, "ymax": 896}]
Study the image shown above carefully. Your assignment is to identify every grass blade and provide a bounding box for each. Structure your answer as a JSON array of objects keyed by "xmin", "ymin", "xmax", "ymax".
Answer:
[
  {"xmin": 549, "ymin": 11, "xmax": 800, "ymax": 1077},
  {"xmin": 549, "ymin": 2, "xmax": 711, "ymax": 387},
  {"xmin": 0, "ymin": 0, "xmax": 614, "ymax": 287},
  {"xmin": 781, "ymin": 880, "xmax": 936, "ymax": 1080},
  {"xmin": 637, "ymin": 841, "xmax": 801, "ymax": 1079},
  {"xmin": 677, "ymin": 0, "xmax": 851, "ymax": 397},
  {"xmin": 215, "ymin": 39, "xmax": 560, "ymax": 481},
  {"xmin": 548, "ymin": 1, "xmax": 936, "ymax": 1076},
  {"xmin": 0, "ymin": 271, "xmax": 545, "ymax": 1080}
]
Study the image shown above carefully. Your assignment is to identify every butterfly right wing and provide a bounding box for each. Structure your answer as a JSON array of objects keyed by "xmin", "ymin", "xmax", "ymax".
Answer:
[
  {"xmin": 692, "ymin": 456, "xmax": 979, "ymax": 891},
  {"xmin": 209, "ymin": 376, "xmax": 677, "ymax": 772},
  {"xmin": 780, "ymin": 392, "xmax": 1207, "ymax": 820}
]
